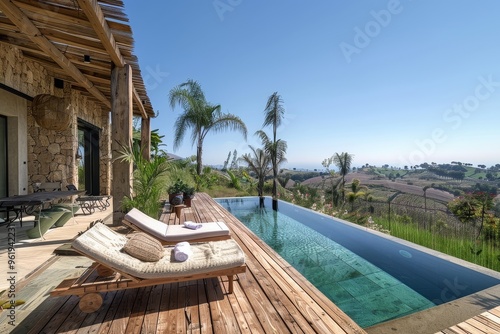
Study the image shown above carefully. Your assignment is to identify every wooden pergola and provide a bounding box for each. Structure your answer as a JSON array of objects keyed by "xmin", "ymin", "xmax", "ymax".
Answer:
[{"xmin": 0, "ymin": 0, "xmax": 155, "ymax": 223}]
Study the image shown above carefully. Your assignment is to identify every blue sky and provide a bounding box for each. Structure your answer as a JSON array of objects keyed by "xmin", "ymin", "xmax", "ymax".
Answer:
[{"xmin": 123, "ymin": 0, "xmax": 500, "ymax": 170}]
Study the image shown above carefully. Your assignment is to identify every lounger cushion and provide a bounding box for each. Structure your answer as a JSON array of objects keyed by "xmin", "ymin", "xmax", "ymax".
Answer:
[
  {"xmin": 124, "ymin": 208, "xmax": 230, "ymax": 242},
  {"xmin": 72, "ymin": 222, "xmax": 245, "ymax": 279},
  {"xmin": 122, "ymin": 233, "xmax": 164, "ymax": 262}
]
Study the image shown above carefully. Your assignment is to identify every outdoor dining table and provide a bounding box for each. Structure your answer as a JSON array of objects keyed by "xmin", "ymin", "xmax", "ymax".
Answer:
[{"xmin": 0, "ymin": 190, "xmax": 83, "ymax": 237}]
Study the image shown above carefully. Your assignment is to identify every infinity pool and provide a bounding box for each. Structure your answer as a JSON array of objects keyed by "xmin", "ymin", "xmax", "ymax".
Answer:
[{"xmin": 216, "ymin": 196, "xmax": 500, "ymax": 328}]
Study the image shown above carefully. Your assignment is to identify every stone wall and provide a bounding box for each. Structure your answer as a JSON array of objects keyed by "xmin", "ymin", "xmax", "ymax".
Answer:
[{"xmin": 0, "ymin": 43, "xmax": 111, "ymax": 194}]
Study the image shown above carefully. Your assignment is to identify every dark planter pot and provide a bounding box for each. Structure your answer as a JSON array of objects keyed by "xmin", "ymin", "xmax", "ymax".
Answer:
[{"xmin": 169, "ymin": 192, "xmax": 183, "ymax": 205}]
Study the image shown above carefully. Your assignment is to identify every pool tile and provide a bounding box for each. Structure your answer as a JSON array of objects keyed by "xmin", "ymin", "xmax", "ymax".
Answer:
[
  {"xmin": 321, "ymin": 282, "xmax": 354, "ymax": 303},
  {"xmin": 365, "ymin": 271, "xmax": 402, "ymax": 288},
  {"xmin": 338, "ymin": 275, "xmax": 381, "ymax": 297},
  {"xmin": 336, "ymin": 299, "xmax": 382, "ymax": 328},
  {"xmin": 345, "ymin": 257, "xmax": 380, "ymax": 275},
  {"xmin": 323, "ymin": 261, "xmax": 362, "ymax": 281},
  {"xmin": 356, "ymin": 288, "xmax": 414, "ymax": 321},
  {"xmin": 385, "ymin": 284, "xmax": 435, "ymax": 309}
]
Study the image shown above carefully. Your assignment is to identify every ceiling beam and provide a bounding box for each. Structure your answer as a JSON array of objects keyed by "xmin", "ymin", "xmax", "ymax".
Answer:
[
  {"xmin": 0, "ymin": 0, "xmax": 111, "ymax": 108},
  {"xmin": 76, "ymin": 0, "xmax": 125, "ymax": 67},
  {"xmin": 77, "ymin": 0, "xmax": 149, "ymax": 118}
]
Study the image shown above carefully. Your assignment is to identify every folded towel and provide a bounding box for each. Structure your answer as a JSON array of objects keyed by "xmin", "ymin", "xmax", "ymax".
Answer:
[
  {"xmin": 184, "ymin": 221, "xmax": 203, "ymax": 230},
  {"xmin": 174, "ymin": 241, "xmax": 192, "ymax": 262}
]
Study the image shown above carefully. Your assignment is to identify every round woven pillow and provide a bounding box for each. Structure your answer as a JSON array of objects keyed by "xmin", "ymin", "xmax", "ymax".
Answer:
[{"xmin": 122, "ymin": 232, "xmax": 164, "ymax": 262}]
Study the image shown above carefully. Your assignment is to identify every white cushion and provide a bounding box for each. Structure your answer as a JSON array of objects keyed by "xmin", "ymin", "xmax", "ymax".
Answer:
[{"xmin": 124, "ymin": 208, "xmax": 230, "ymax": 242}]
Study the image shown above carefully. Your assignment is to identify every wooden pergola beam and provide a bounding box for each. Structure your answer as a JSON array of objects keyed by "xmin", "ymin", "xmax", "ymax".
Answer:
[
  {"xmin": 0, "ymin": 0, "xmax": 111, "ymax": 108},
  {"xmin": 76, "ymin": 0, "xmax": 125, "ymax": 67},
  {"xmin": 77, "ymin": 0, "xmax": 148, "ymax": 118},
  {"xmin": 132, "ymin": 87, "xmax": 147, "ymax": 119}
]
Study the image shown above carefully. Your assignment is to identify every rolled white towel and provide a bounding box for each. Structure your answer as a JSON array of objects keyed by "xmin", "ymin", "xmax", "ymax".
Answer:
[
  {"xmin": 184, "ymin": 221, "xmax": 203, "ymax": 230},
  {"xmin": 174, "ymin": 241, "xmax": 192, "ymax": 262}
]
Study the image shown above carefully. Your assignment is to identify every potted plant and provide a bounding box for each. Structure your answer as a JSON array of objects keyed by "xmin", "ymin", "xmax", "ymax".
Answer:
[
  {"xmin": 168, "ymin": 179, "xmax": 187, "ymax": 205},
  {"xmin": 183, "ymin": 186, "xmax": 195, "ymax": 207}
]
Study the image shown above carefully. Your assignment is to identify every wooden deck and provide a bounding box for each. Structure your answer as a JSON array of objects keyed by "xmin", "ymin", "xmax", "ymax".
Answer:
[
  {"xmin": 21, "ymin": 193, "xmax": 365, "ymax": 333},
  {"xmin": 435, "ymin": 305, "xmax": 500, "ymax": 334}
]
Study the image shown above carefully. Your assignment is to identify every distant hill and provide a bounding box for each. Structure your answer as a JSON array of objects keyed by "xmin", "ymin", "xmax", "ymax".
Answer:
[{"xmin": 289, "ymin": 164, "xmax": 499, "ymax": 203}]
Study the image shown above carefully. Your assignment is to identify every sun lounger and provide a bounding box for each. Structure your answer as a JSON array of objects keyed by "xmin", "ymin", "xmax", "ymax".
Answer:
[
  {"xmin": 123, "ymin": 207, "xmax": 231, "ymax": 244},
  {"xmin": 50, "ymin": 222, "xmax": 246, "ymax": 313}
]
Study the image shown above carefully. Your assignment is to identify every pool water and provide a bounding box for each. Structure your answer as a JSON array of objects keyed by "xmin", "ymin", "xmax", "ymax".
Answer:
[{"xmin": 216, "ymin": 197, "xmax": 500, "ymax": 328}]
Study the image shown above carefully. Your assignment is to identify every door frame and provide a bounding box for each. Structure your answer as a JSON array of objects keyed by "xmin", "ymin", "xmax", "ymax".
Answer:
[{"xmin": 77, "ymin": 119, "xmax": 101, "ymax": 195}]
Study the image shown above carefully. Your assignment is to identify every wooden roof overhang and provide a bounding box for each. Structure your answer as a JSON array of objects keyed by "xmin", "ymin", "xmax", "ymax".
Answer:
[{"xmin": 0, "ymin": 0, "xmax": 154, "ymax": 119}]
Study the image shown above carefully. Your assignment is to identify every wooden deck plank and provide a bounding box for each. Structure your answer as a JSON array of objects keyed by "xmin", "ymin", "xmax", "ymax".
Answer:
[
  {"xmin": 186, "ymin": 283, "xmax": 201, "ymax": 333},
  {"xmin": 95, "ymin": 290, "xmax": 127, "ymax": 334},
  {"xmin": 197, "ymin": 278, "xmax": 213, "ymax": 333},
  {"xmin": 74, "ymin": 292, "xmax": 117, "ymax": 334},
  {"xmin": 124, "ymin": 286, "xmax": 152, "ymax": 334},
  {"xmin": 231, "ymin": 279, "xmax": 266, "ymax": 333},
  {"xmin": 466, "ymin": 317, "xmax": 496, "ymax": 333},
  {"xmin": 205, "ymin": 276, "xmax": 240, "ymax": 333},
  {"xmin": 37, "ymin": 295, "xmax": 80, "ymax": 333},
  {"xmin": 176, "ymin": 283, "xmax": 188, "ymax": 334},
  {"xmin": 154, "ymin": 281, "xmax": 172, "ymax": 333},
  {"xmin": 488, "ymin": 306, "xmax": 500, "ymax": 318},
  {"xmin": 140, "ymin": 283, "xmax": 163, "ymax": 334},
  {"xmin": 455, "ymin": 320, "xmax": 488, "ymax": 333},
  {"xmin": 482, "ymin": 311, "xmax": 500, "ymax": 326},
  {"xmin": 228, "ymin": 278, "xmax": 261, "ymax": 333},
  {"xmin": 106, "ymin": 288, "xmax": 139, "ymax": 334},
  {"xmin": 22, "ymin": 193, "xmax": 367, "ymax": 333},
  {"xmin": 26, "ymin": 295, "xmax": 72, "ymax": 334},
  {"xmin": 166, "ymin": 282, "xmax": 180, "ymax": 333},
  {"xmin": 474, "ymin": 314, "xmax": 500, "ymax": 331},
  {"xmin": 436, "ymin": 306, "xmax": 500, "ymax": 334},
  {"xmin": 55, "ymin": 299, "xmax": 91, "ymax": 334}
]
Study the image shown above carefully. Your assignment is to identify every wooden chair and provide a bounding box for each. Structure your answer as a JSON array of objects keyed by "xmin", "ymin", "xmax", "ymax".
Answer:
[{"xmin": 50, "ymin": 222, "xmax": 246, "ymax": 313}]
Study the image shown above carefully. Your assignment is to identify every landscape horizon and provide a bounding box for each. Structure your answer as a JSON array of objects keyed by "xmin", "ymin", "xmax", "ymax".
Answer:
[{"xmin": 205, "ymin": 157, "xmax": 500, "ymax": 173}]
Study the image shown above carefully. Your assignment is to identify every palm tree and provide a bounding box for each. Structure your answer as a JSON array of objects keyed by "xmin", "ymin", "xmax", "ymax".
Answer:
[
  {"xmin": 256, "ymin": 129, "xmax": 287, "ymax": 209},
  {"xmin": 169, "ymin": 79, "xmax": 247, "ymax": 175},
  {"xmin": 333, "ymin": 152, "xmax": 354, "ymax": 203},
  {"xmin": 347, "ymin": 178, "xmax": 366, "ymax": 211},
  {"xmin": 239, "ymin": 145, "xmax": 272, "ymax": 206},
  {"xmin": 116, "ymin": 142, "xmax": 171, "ymax": 218},
  {"xmin": 261, "ymin": 92, "xmax": 286, "ymax": 210}
]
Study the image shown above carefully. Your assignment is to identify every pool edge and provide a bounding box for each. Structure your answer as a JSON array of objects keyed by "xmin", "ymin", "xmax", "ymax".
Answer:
[{"xmin": 365, "ymin": 283, "xmax": 500, "ymax": 334}]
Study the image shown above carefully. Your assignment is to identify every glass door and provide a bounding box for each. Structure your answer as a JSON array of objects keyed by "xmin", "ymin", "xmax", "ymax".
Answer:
[{"xmin": 77, "ymin": 120, "xmax": 100, "ymax": 195}]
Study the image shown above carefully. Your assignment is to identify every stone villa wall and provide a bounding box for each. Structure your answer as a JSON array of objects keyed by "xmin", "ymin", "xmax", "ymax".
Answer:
[{"xmin": 0, "ymin": 44, "xmax": 111, "ymax": 194}]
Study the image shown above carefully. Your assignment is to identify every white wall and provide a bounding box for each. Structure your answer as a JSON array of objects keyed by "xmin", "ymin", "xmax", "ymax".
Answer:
[{"xmin": 0, "ymin": 89, "xmax": 28, "ymax": 195}]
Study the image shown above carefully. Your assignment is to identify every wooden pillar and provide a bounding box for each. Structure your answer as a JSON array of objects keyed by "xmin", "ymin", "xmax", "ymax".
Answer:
[
  {"xmin": 141, "ymin": 116, "xmax": 151, "ymax": 161},
  {"xmin": 111, "ymin": 64, "xmax": 133, "ymax": 225}
]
